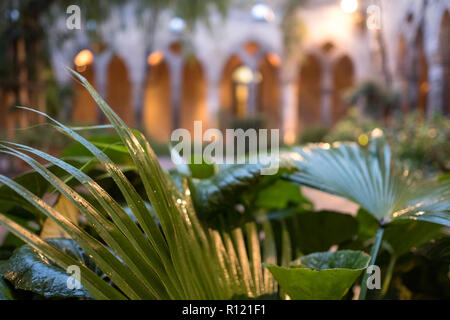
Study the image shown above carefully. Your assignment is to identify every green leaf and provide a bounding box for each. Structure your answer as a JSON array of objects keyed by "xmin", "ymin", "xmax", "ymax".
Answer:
[
  {"xmin": 189, "ymin": 161, "xmax": 217, "ymax": 180},
  {"xmin": 0, "ymin": 239, "xmax": 93, "ymax": 299},
  {"xmin": 267, "ymin": 250, "xmax": 370, "ymax": 300},
  {"xmin": 61, "ymin": 135, "xmax": 133, "ymax": 166},
  {"xmin": 0, "ymin": 171, "xmax": 154, "ymax": 300},
  {"xmin": 355, "ymin": 208, "xmax": 379, "ymax": 242},
  {"xmin": 0, "ymin": 210, "xmax": 126, "ymax": 300},
  {"xmin": 285, "ymin": 211, "xmax": 358, "ymax": 254},
  {"xmin": 0, "ymin": 274, "xmax": 15, "ymax": 300},
  {"xmin": 192, "ymin": 155, "xmax": 298, "ymax": 219},
  {"xmin": 66, "ymin": 68, "xmax": 241, "ymax": 299},
  {"xmin": 255, "ymin": 180, "xmax": 310, "ymax": 210},
  {"xmin": 0, "ymin": 162, "xmax": 75, "ymax": 220},
  {"xmin": 418, "ymin": 237, "xmax": 450, "ymax": 263},
  {"xmin": 1, "ymin": 144, "xmax": 168, "ymax": 299},
  {"xmin": 383, "ymin": 220, "xmax": 444, "ymax": 257}
]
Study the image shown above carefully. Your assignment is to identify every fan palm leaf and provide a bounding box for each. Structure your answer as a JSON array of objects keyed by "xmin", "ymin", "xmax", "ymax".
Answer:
[{"xmin": 288, "ymin": 135, "xmax": 449, "ymax": 227}]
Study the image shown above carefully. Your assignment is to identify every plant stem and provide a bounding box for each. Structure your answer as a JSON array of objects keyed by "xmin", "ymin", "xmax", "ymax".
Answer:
[
  {"xmin": 359, "ymin": 227, "xmax": 384, "ymax": 300},
  {"xmin": 380, "ymin": 255, "xmax": 397, "ymax": 298}
]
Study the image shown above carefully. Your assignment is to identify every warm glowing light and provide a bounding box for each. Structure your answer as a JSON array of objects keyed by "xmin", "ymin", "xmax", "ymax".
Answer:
[
  {"xmin": 74, "ymin": 50, "xmax": 94, "ymax": 68},
  {"xmin": 267, "ymin": 53, "xmax": 281, "ymax": 67},
  {"xmin": 148, "ymin": 51, "xmax": 164, "ymax": 66},
  {"xmin": 236, "ymin": 84, "xmax": 249, "ymax": 117},
  {"xmin": 232, "ymin": 66, "xmax": 263, "ymax": 85},
  {"xmin": 340, "ymin": 0, "xmax": 358, "ymax": 13},
  {"xmin": 371, "ymin": 128, "xmax": 383, "ymax": 139},
  {"xmin": 233, "ymin": 66, "xmax": 254, "ymax": 84},
  {"xmin": 284, "ymin": 131, "xmax": 296, "ymax": 145}
]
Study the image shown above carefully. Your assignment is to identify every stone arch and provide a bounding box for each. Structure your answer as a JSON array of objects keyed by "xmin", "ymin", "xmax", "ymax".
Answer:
[
  {"xmin": 298, "ymin": 54, "xmax": 322, "ymax": 127},
  {"xmin": 225, "ymin": 38, "xmax": 280, "ymax": 66},
  {"xmin": 72, "ymin": 50, "xmax": 97, "ymax": 123},
  {"xmin": 257, "ymin": 54, "xmax": 281, "ymax": 129},
  {"xmin": 143, "ymin": 58, "xmax": 172, "ymax": 142},
  {"xmin": 106, "ymin": 55, "xmax": 134, "ymax": 125},
  {"xmin": 439, "ymin": 10, "xmax": 450, "ymax": 113},
  {"xmin": 332, "ymin": 55, "xmax": 354, "ymax": 123},
  {"xmin": 219, "ymin": 55, "xmax": 243, "ymax": 116},
  {"xmin": 181, "ymin": 55, "xmax": 208, "ymax": 134}
]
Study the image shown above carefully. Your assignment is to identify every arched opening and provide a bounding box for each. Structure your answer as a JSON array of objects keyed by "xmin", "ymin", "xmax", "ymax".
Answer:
[
  {"xmin": 439, "ymin": 10, "xmax": 450, "ymax": 114},
  {"xmin": 220, "ymin": 55, "xmax": 244, "ymax": 116},
  {"xmin": 72, "ymin": 49, "xmax": 97, "ymax": 123},
  {"xmin": 413, "ymin": 29, "xmax": 429, "ymax": 113},
  {"xmin": 106, "ymin": 55, "xmax": 134, "ymax": 125},
  {"xmin": 181, "ymin": 56, "xmax": 208, "ymax": 134},
  {"xmin": 143, "ymin": 57, "xmax": 172, "ymax": 142},
  {"xmin": 332, "ymin": 55, "xmax": 354, "ymax": 123},
  {"xmin": 298, "ymin": 54, "xmax": 322, "ymax": 127},
  {"xmin": 257, "ymin": 54, "xmax": 281, "ymax": 129},
  {"xmin": 397, "ymin": 35, "xmax": 409, "ymax": 112}
]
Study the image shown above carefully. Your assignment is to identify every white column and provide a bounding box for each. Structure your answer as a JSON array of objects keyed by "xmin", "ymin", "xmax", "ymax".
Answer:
[
  {"xmin": 169, "ymin": 56, "xmax": 183, "ymax": 130},
  {"xmin": 248, "ymin": 63, "xmax": 259, "ymax": 117},
  {"xmin": 94, "ymin": 52, "xmax": 112, "ymax": 123},
  {"xmin": 128, "ymin": 53, "xmax": 147, "ymax": 125},
  {"xmin": 281, "ymin": 79, "xmax": 298, "ymax": 145},
  {"xmin": 207, "ymin": 80, "xmax": 220, "ymax": 128},
  {"xmin": 427, "ymin": 62, "xmax": 444, "ymax": 116}
]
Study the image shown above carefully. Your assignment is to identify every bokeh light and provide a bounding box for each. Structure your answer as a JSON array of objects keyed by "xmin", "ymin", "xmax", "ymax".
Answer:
[
  {"xmin": 340, "ymin": 0, "xmax": 358, "ymax": 13},
  {"xmin": 148, "ymin": 51, "xmax": 164, "ymax": 66}
]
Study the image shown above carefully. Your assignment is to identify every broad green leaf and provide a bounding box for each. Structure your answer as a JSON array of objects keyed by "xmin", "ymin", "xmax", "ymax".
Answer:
[
  {"xmin": 61, "ymin": 135, "xmax": 133, "ymax": 166},
  {"xmin": 189, "ymin": 161, "xmax": 217, "ymax": 180},
  {"xmin": 0, "ymin": 239, "xmax": 96, "ymax": 299},
  {"xmin": 192, "ymin": 156, "xmax": 298, "ymax": 219},
  {"xmin": 287, "ymin": 211, "xmax": 358, "ymax": 254},
  {"xmin": 355, "ymin": 208, "xmax": 379, "ymax": 242},
  {"xmin": 267, "ymin": 250, "xmax": 370, "ymax": 300},
  {"xmin": 256, "ymin": 180, "xmax": 312, "ymax": 210},
  {"xmin": 418, "ymin": 237, "xmax": 450, "ymax": 263},
  {"xmin": 383, "ymin": 220, "xmax": 444, "ymax": 257},
  {"xmin": 267, "ymin": 210, "xmax": 358, "ymax": 255},
  {"xmin": 0, "ymin": 275, "xmax": 15, "ymax": 300}
]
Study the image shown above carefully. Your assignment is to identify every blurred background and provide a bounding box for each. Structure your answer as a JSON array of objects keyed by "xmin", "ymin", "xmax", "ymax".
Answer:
[{"xmin": 0, "ymin": 0, "xmax": 449, "ymax": 179}]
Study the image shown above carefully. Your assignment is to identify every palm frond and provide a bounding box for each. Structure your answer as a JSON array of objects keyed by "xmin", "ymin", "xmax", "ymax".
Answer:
[
  {"xmin": 288, "ymin": 134, "xmax": 450, "ymax": 227},
  {"xmin": 0, "ymin": 69, "xmax": 284, "ymax": 300}
]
